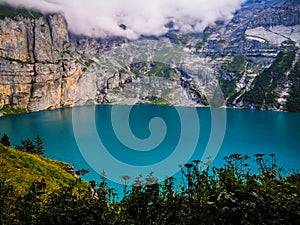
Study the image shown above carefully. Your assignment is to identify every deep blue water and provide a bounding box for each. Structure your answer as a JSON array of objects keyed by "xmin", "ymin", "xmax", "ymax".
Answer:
[{"xmin": 1, "ymin": 105, "xmax": 300, "ymax": 198}]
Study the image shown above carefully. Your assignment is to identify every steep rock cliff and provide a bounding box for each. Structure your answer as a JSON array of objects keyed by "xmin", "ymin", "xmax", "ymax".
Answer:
[
  {"xmin": 0, "ymin": 14, "xmax": 97, "ymax": 115},
  {"xmin": 0, "ymin": 12, "xmax": 208, "ymax": 115}
]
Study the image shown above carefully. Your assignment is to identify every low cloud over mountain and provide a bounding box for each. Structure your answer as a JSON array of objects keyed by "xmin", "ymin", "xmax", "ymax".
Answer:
[{"xmin": 0, "ymin": 0, "xmax": 245, "ymax": 39}]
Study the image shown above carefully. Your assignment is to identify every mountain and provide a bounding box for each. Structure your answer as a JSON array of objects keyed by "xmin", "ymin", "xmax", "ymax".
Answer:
[
  {"xmin": 188, "ymin": 0, "xmax": 300, "ymax": 111},
  {"xmin": 0, "ymin": 1, "xmax": 300, "ymax": 114},
  {"xmin": 0, "ymin": 4, "xmax": 210, "ymax": 116},
  {"xmin": 0, "ymin": 9, "xmax": 98, "ymax": 115},
  {"xmin": 212, "ymin": 0, "xmax": 300, "ymax": 111}
]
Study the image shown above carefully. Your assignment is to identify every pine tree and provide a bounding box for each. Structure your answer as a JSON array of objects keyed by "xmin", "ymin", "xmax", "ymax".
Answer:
[
  {"xmin": 20, "ymin": 139, "xmax": 35, "ymax": 153},
  {"xmin": 0, "ymin": 134, "xmax": 11, "ymax": 147},
  {"xmin": 34, "ymin": 135, "xmax": 44, "ymax": 155}
]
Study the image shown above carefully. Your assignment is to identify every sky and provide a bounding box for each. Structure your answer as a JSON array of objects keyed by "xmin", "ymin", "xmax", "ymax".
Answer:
[{"xmin": 0, "ymin": 0, "xmax": 245, "ymax": 39}]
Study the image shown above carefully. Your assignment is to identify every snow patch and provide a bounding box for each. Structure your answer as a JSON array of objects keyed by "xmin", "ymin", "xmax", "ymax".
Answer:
[
  {"xmin": 245, "ymin": 27, "xmax": 286, "ymax": 45},
  {"xmin": 246, "ymin": 36, "xmax": 266, "ymax": 43},
  {"xmin": 246, "ymin": 25, "xmax": 300, "ymax": 45}
]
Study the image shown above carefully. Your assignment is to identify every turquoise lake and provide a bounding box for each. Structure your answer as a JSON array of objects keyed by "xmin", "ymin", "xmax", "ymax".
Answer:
[{"xmin": 1, "ymin": 105, "xmax": 300, "ymax": 197}]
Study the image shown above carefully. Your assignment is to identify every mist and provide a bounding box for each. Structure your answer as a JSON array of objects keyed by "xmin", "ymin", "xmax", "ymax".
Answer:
[{"xmin": 0, "ymin": 0, "xmax": 245, "ymax": 39}]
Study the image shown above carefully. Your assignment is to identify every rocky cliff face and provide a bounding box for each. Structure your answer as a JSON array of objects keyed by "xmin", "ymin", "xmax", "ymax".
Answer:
[
  {"xmin": 0, "ymin": 13, "xmax": 98, "ymax": 115},
  {"xmin": 0, "ymin": 11, "xmax": 209, "ymax": 116},
  {"xmin": 1, "ymin": 0, "xmax": 300, "ymax": 115},
  {"xmin": 249, "ymin": 5, "xmax": 300, "ymax": 28}
]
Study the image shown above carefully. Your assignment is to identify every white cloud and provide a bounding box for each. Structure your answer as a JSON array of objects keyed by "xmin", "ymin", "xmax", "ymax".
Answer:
[{"xmin": 0, "ymin": 0, "xmax": 245, "ymax": 39}]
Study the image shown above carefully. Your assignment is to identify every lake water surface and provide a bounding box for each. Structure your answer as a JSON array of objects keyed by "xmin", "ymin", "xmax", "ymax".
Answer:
[{"xmin": 1, "ymin": 105, "xmax": 299, "ymax": 196}]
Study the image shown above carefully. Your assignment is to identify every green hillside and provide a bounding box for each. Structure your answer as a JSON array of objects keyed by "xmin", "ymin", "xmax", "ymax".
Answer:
[{"xmin": 0, "ymin": 143, "xmax": 89, "ymax": 194}]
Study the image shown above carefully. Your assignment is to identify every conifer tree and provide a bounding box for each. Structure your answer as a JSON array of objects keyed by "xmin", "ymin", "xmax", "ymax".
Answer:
[
  {"xmin": 0, "ymin": 134, "xmax": 10, "ymax": 147},
  {"xmin": 34, "ymin": 135, "xmax": 44, "ymax": 155},
  {"xmin": 20, "ymin": 139, "xmax": 35, "ymax": 153}
]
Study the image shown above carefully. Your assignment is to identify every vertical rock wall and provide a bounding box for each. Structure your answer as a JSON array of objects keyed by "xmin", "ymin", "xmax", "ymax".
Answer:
[{"xmin": 0, "ymin": 14, "xmax": 97, "ymax": 114}]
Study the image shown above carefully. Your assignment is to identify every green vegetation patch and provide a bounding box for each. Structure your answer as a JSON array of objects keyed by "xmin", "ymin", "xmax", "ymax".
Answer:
[
  {"xmin": 165, "ymin": 33, "xmax": 189, "ymax": 45},
  {"xmin": 0, "ymin": 105, "xmax": 27, "ymax": 116},
  {"xmin": 287, "ymin": 84, "xmax": 300, "ymax": 112},
  {"xmin": 131, "ymin": 67, "xmax": 141, "ymax": 77},
  {"xmin": 217, "ymin": 39, "xmax": 226, "ymax": 44},
  {"xmin": 0, "ymin": 4, "xmax": 42, "ymax": 19},
  {"xmin": 195, "ymin": 41, "xmax": 204, "ymax": 51},
  {"xmin": 269, "ymin": 50, "xmax": 296, "ymax": 74},
  {"xmin": 0, "ymin": 144, "xmax": 89, "ymax": 194},
  {"xmin": 242, "ymin": 50, "xmax": 296, "ymax": 107},
  {"xmin": 218, "ymin": 77, "xmax": 237, "ymax": 99},
  {"xmin": 243, "ymin": 70, "xmax": 275, "ymax": 105},
  {"xmin": 286, "ymin": 58, "xmax": 300, "ymax": 112},
  {"xmin": 130, "ymin": 62, "xmax": 148, "ymax": 77},
  {"xmin": 148, "ymin": 62, "xmax": 176, "ymax": 79},
  {"xmin": 222, "ymin": 54, "xmax": 246, "ymax": 73},
  {"xmin": 84, "ymin": 59, "xmax": 95, "ymax": 67},
  {"xmin": 148, "ymin": 96, "xmax": 169, "ymax": 105},
  {"xmin": 282, "ymin": 40, "xmax": 296, "ymax": 47},
  {"xmin": 130, "ymin": 61, "xmax": 176, "ymax": 79}
]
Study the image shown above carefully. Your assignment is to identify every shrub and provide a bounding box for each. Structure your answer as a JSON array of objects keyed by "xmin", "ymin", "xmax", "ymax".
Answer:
[{"xmin": 1, "ymin": 153, "xmax": 299, "ymax": 224}]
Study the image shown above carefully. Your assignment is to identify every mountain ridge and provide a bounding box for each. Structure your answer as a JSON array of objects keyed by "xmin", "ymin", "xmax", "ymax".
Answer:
[{"xmin": 0, "ymin": 1, "xmax": 300, "ymax": 114}]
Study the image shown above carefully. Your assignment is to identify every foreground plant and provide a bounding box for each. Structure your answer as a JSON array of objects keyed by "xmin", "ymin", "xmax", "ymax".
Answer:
[{"xmin": 1, "ymin": 153, "xmax": 299, "ymax": 225}]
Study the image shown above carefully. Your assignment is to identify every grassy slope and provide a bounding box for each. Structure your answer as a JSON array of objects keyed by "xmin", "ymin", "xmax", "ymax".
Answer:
[{"xmin": 0, "ymin": 143, "xmax": 89, "ymax": 194}]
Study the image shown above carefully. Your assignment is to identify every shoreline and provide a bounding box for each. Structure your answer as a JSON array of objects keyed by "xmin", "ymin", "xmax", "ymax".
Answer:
[{"xmin": 0, "ymin": 102, "xmax": 296, "ymax": 118}]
